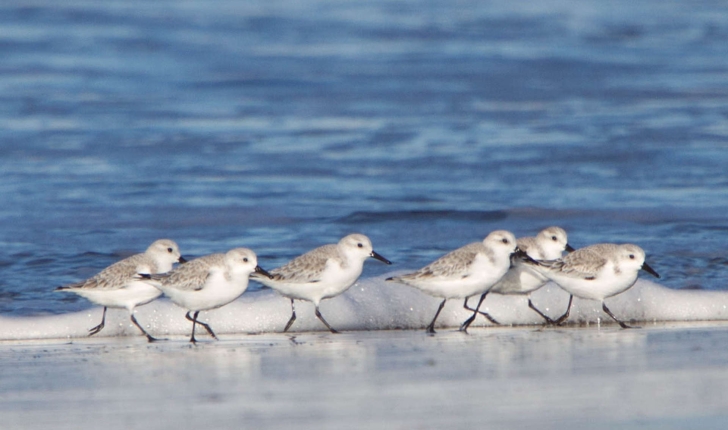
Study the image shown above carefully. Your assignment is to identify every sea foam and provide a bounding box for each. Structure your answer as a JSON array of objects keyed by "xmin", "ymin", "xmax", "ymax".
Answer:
[{"xmin": 0, "ymin": 274, "xmax": 726, "ymax": 341}]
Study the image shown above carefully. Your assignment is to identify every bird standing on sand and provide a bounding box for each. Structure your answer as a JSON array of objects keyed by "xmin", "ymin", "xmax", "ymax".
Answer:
[
  {"xmin": 56, "ymin": 239, "xmax": 186, "ymax": 342},
  {"xmin": 465, "ymin": 226, "xmax": 575, "ymax": 329},
  {"xmin": 142, "ymin": 248, "xmax": 272, "ymax": 343},
  {"xmin": 251, "ymin": 233, "xmax": 391, "ymax": 333},
  {"xmin": 527, "ymin": 243, "xmax": 660, "ymax": 328},
  {"xmin": 386, "ymin": 230, "xmax": 526, "ymax": 334}
]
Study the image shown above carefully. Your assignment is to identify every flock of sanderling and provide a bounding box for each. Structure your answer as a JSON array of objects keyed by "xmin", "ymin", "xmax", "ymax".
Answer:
[{"xmin": 56, "ymin": 227, "xmax": 660, "ymax": 343}]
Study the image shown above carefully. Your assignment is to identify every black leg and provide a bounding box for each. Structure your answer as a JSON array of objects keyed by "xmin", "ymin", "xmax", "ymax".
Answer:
[
  {"xmin": 185, "ymin": 311, "xmax": 198, "ymax": 343},
  {"xmin": 460, "ymin": 295, "xmax": 482, "ymax": 333},
  {"xmin": 554, "ymin": 295, "xmax": 574, "ymax": 326},
  {"xmin": 130, "ymin": 313, "xmax": 159, "ymax": 343},
  {"xmin": 195, "ymin": 312, "xmax": 218, "ymax": 340},
  {"xmin": 88, "ymin": 307, "xmax": 107, "ymax": 337},
  {"xmin": 185, "ymin": 311, "xmax": 219, "ymax": 342},
  {"xmin": 462, "ymin": 293, "xmax": 500, "ymax": 328},
  {"xmin": 427, "ymin": 299, "xmax": 447, "ymax": 334},
  {"xmin": 527, "ymin": 298, "xmax": 556, "ymax": 325},
  {"xmin": 283, "ymin": 299, "xmax": 297, "ymax": 332},
  {"xmin": 602, "ymin": 302, "xmax": 637, "ymax": 329},
  {"xmin": 315, "ymin": 306, "xmax": 339, "ymax": 334},
  {"xmin": 464, "ymin": 294, "xmax": 501, "ymax": 325}
]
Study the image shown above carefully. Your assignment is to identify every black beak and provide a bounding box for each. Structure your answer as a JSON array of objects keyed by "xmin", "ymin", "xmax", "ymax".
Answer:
[
  {"xmin": 178, "ymin": 256, "xmax": 188, "ymax": 264},
  {"xmin": 565, "ymin": 243, "xmax": 576, "ymax": 253},
  {"xmin": 641, "ymin": 262, "xmax": 660, "ymax": 278},
  {"xmin": 514, "ymin": 247, "xmax": 538, "ymax": 264},
  {"xmin": 255, "ymin": 265, "xmax": 274, "ymax": 279},
  {"xmin": 370, "ymin": 250, "xmax": 392, "ymax": 265}
]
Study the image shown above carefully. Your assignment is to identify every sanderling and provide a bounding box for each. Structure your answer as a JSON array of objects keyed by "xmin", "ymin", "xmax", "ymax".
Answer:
[
  {"xmin": 142, "ymin": 248, "xmax": 272, "ymax": 343},
  {"xmin": 464, "ymin": 226, "xmax": 575, "ymax": 329},
  {"xmin": 56, "ymin": 239, "xmax": 186, "ymax": 342},
  {"xmin": 527, "ymin": 243, "xmax": 660, "ymax": 328},
  {"xmin": 251, "ymin": 233, "xmax": 391, "ymax": 333},
  {"xmin": 386, "ymin": 230, "xmax": 526, "ymax": 334}
]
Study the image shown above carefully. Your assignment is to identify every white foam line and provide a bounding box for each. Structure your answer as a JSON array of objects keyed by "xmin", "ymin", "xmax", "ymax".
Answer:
[{"xmin": 1, "ymin": 275, "xmax": 726, "ymax": 341}]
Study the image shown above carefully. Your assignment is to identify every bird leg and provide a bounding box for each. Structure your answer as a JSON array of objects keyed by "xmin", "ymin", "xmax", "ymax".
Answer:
[
  {"xmin": 554, "ymin": 295, "xmax": 574, "ymax": 325},
  {"xmin": 283, "ymin": 299, "xmax": 297, "ymax": 332},
  {"xmin": 427, "ymin": 299, "xmax": 447, "ymax": 334},
  {"xmin": 602, "ymin": 302, "xmax": 637, "ymax": 329},
  {"xmin": 527, "ymin": 298, "xmax": 556, "ymax": 325},
  {"xmin": 461, "ymin": 293, "xmax": 500, "ymax": 333},
  {"xmin": 186, "ymin": 311, "xmax": 219, "ymax": 343},
  {"xmin": 315, "ymin": 306, "xmax": 339, "ymax": 334},
  {"xmin": 130, "ymin": 313, "xmax": 159, "ymax": 342},
  {"xmin": 88, "ymin": 307, "xmax": 107, "ymax": 337}
]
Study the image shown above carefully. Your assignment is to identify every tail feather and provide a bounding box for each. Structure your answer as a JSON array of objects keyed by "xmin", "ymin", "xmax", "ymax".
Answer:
[
  {"xmin": 533, "ymin": 258, "xmax": 564, "ymax": 270},
  {"xmin": 133, "ymin": 273, "xmax": 167, "ymax": 291},
  {"xmin": 55, "ymin": 281, "xmax": 85, "ymax": 291},
  {"xmin": 520, "ymin": 256, "xmax": 560, "ymax": 268},
  {"xmin": 251, "ymin": 271, "xmax": 284, "ymax": 281},
  {"xmin": 133, "ymin": 273, "xmax": 167, "ymax": 281}
]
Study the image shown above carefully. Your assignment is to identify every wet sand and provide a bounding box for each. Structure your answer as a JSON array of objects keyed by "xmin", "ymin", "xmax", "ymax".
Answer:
[{"xmin": 2, "ymin": 322, "xmax": 728, "ymax": 429}]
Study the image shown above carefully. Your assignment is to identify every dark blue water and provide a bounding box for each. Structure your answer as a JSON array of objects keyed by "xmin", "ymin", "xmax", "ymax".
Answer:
[{"xmin": 1, "ymin": 0, "xmax": 728, "ymax": 316}]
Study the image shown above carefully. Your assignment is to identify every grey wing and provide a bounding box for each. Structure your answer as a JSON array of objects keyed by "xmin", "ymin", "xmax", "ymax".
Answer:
[
  {"xmin": 512, "ymin": 236, "xmax": 537, "ymax": 265},
  {"xmin": 517, "ymin": 236, "xmax": 547, "ymax": 259},
  {"xmin": 542, "ymin": 247, "xmax": 607, "ymax": 279},
  {"xmin": 58, "ymin": 278, "xmax": 101, "ymax": 290},
  {"xmin": 270, "ymin": 245, "xmax": 337, "ymax": 283},
  {"xmin": 158, "ymin": 255, "xmax": 220, "ymax": 291},
  {"xmin": 62, "ymin": 254, "xmax": 147, "ymax": 290},
  {"xmin": 405, "ymin": 243, "xmax": 480, "ymax": 280},
  {"xmin": 516, "ymin": 237, "xmax": 537, "ymax": 253}
]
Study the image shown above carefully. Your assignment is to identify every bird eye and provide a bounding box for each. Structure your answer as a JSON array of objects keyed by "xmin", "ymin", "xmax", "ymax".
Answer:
[
  {"xmin": 357, "ymin": 243, "xmax": 363, "ymax": 248},
  {"xmin": 243, "ymin": 258, "xmax": 249, "ymax": 262},
  {"xmin": 501, "ymin": 238, "xmax": 508, "ymax": 244},
  {"xmin": 629, "ymin": 254, "xmax": 635, "ymax": 259},
  {"xmin": 167, "ymin": 247, "xmax": 173, "ymax": 253},
  {"xmin": 551, "ymin": 236, "xmax": 557, "ymax": 241}
]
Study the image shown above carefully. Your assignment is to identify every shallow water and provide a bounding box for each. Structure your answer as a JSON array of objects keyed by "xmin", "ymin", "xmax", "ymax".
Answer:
[{"xmin": 1, "ymin": 0, "xmax": 728, "ymax": 318}]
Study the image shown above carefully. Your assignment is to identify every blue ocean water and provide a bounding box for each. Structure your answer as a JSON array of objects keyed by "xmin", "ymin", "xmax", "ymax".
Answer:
[{"xmin": 1, "ymin": 0, "xmax": 727, "ymax": 316}]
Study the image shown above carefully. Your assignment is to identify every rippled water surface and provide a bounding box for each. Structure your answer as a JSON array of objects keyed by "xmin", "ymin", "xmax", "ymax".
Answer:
[{"xmin": 1, "ymin": 0, "xmax": 728, "ymax": 316}]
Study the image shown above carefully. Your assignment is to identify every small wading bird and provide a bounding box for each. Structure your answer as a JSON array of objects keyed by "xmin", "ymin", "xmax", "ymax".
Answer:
[
  {"xmin": 386, "ymin": 230, "xmax": 534, "ymax": 334},
  {"xmin": 460, "ymin": 226, "xmax": 575, "ymax": 331},
  {"xmin": 56, "ymin": 239, "xmax": 186, "ymax": 342},
  {"xmin": 527, "ymin": 243, "xmax": 660, "ymax": 328},
  {"xmin": 251, "ymin": 233, "xmax": 391, "ymax": 333},
  {"xmin": 141, "ymin": 248, "xmax": 272, "ymax": 343}
]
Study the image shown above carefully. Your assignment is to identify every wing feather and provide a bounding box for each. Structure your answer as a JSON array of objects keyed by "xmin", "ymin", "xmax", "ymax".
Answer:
[
  {"xmin": 58, "ymin": 253, "xmax": 151, "ymax": 291},
  {"xmin": 155, "ymin": 254, "xmax": 224, "ymax": 291},
  {"xmin": 268, "ymin": 244, "xmax": 340, "ymax": 283},
  {"xmin": 536, "ymin": 244, "xmax": 612, "ymax": 279},
  {"xmin": 399, "ymin": 242, "xmax": 482, "ymax": 281}
]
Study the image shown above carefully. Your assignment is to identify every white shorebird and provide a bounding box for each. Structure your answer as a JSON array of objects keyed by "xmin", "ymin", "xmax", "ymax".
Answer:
[
  {"xmin": 251, "ymin": 233, "xmax": 391, "ymax": 333},
  {"xmin": 527, "ymin": 243, "xmax": 660, "ymax": 328},
  {"xmin": 56, "ymin": 239, "xmax": 186, "ymax": 342},
  {"xmin": 461, "ymin": 226, "xmax": 575, "ymax": 330},
  {"xmin": 386, "ymin": 230, "xmax": 529, "ymax": 334},
  {"xmin": 142, "ymin": 248, "xmax": 272, "ymax": 343}
]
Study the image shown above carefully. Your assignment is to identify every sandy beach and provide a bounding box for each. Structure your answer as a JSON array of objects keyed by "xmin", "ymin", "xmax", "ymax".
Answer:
[
  {"xmin": 3, "ymin": 280, "xmax": 728, "ymax": 429},
  {"xmin": 3, "ymin": 279, "xmax": 728, "ymax": 428},
  {"xmin": 2, "ymin": 322, "xmax": 728, "ymax": 429}
]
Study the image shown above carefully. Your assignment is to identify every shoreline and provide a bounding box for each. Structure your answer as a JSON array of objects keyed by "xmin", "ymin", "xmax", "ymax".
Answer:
[
  {"xmin": 2, "ymin": 322, "xmax": 728, "ymax": 429},
  {"xmin": 2, "ymin": 278, "xmax": 728, "ymax": 342}
]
